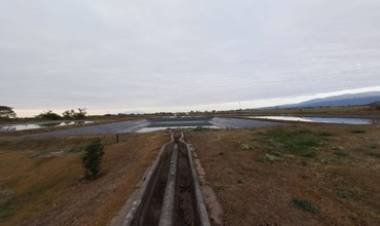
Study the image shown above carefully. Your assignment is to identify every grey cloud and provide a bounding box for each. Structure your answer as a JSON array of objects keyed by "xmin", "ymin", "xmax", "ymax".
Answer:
[{"xmin": 0, "ymin": 0, "xmax": 379, "ymax": 112}]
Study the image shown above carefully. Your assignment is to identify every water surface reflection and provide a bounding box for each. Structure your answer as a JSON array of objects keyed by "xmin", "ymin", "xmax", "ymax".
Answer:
[{"xmin": 0, "ymin": 121, "xmax": 94, "ymax": 132}]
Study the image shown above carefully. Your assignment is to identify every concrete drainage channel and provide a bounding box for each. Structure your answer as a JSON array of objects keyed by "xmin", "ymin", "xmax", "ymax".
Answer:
[{"xmin": 111, "ymin": 132, "xmax": 211, "ymax": 226}]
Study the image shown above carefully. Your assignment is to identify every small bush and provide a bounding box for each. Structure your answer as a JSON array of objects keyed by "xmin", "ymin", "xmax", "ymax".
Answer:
[
  {"xmin": 82, "ymin": 139, "xmax": 104, "ymax": 180},
  {"xmin": 292, "ymin": 198, "xmax": 320, "ymax": 214}
]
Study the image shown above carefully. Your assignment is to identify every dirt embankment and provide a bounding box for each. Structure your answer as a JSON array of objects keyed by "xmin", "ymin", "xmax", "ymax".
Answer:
[
  {"xmin": 0, "ymin": 132, "xmax": 168, "ymax": 226},
  {"xmin": 187, "ymin": 124, "xmax": 380, "ymax": 226}
]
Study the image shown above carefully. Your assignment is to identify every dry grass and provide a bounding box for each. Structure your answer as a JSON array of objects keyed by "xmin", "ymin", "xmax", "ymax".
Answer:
[
  {"xmin": 246, "ymin": 105, "xmax": 380, "ymax": 117},
  {"xmin": 187, "ymin": 123, "xmax": 380, "ymax": 226},
  {"xmin": 0, "ymin": 132, "xmax": 169, "ymax": 226}
]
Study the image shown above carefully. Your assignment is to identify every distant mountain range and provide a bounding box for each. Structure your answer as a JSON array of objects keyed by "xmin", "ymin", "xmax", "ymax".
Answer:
[{"xmin": 278, "ymin": 91, "xmax": 380, "ymax": 109}]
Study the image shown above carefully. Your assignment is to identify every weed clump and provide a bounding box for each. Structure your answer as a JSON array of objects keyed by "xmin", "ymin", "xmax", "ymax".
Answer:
[
  {"xmin": 240, "ymin": 143, "xmax": 254, "ymax": 151},
  {"xmin": 351, "ymin": 129, "xmax": 366, "ymax": 134},
  {"xmin": 256, "ymin": 153, "xmax": 279, "ymax": 162},
  {"xmin": 368, "ymin": 151, "xmax": 380, "ymax": 158},
  {"xmin": 82, "ymin": 138, "xmax": 104, "ymax": 180},
  {"xmin": 334, "ymin": 149, "xmax": 350, "ymax": 157},
  {"xmin": 292, "ymin": 198, "xmax": 320, "ymax": 214},
  {"xmin": 63, "ymin": 146, "xmax": 84, "ymax": 153},
  {"xmin": 369, "ymin": 144, "xmax": 377, "ymax": 149},
  {"xmin": 319, "ymin": 131, "xmax": 334, "ymax": 137},
  {"xmin": 0, "ymin": 186, "xmax": 15, "ymax": 219},
  {"xmin": 262, "ymin": 129, "xmax": 324, "ymax": 158},
  {"xmin": 336, "ymin": 185, "xmax": 368, "ymax": 201},
  {"xmin": 193, "ymin": 126, "xmax": 206, "ymax": 131},
  {"xmin": 0, "ymin": 201, "xmax": 15, "ymax": 219}
]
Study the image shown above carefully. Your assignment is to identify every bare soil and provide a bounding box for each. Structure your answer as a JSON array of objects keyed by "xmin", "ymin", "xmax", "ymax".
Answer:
[{"xmin": 186, "ymin": 123, "xmax": 380, "ymax": 226}]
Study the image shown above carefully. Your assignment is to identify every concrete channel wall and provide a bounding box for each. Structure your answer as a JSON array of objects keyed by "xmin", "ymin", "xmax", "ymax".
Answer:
[{"xmin": 111, "ymin": 134, "xmax": 211, "ymax": 226}]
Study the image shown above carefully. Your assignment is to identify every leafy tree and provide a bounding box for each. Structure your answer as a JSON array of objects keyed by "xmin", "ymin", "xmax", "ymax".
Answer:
[
  {"xmin": 82, "ymin": 138, "xmax": 104, "ymax": 180},
  {"xmin": 75, "ymin": 108, "xmax": 87, "ymax": 119},
  {"xmin": 0, "ymin": 106, "xmax": 16, "ymax": 118},
  {"xmin": 62, "ymin": 109, "xmax": 75, "ymax": 119},
  {"xmin": 62, "ymin": 108, "xmax": 87, "ymax": 120},
  {"xmin": 36, "ymin": 110, "xmax": 62, "ymax": 120}
]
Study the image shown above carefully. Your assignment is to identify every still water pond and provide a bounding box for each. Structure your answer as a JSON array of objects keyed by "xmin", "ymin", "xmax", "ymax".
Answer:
[
  {"xmin": 0, "ymin": 121, "xmax": 94, "ymax": 132},
  {"xmin": 250, "ymin": 116, "xmax": 379, "ymax": 125}
]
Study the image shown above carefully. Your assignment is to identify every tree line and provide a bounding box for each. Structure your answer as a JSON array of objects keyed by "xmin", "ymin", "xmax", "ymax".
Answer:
[
  {"xmin": 37, "ymin": 108, "xmax": 87, "ymax": 120},
  {"xmin": 0, "ymin": 106, "xmax": 87, "ymax": 120}
]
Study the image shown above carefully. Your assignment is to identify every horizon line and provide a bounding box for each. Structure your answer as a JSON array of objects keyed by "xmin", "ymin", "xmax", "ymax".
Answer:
[{"xmin": 11, "ymin": 85, "xmax": 380, "ymax": 117}]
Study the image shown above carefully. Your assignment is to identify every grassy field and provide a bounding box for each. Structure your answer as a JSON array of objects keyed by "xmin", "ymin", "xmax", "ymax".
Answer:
[
  {"xmin": 186, "ymin": 123, "xmax": 380, "ymax": 226},
  {"xmin": 0, "ymin": 132, "xmax": 168, "ymax": 226}
]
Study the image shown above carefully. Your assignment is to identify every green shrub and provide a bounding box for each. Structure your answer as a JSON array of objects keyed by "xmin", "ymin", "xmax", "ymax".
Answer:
[
  {"xmin": 292, "ymin": 198, "xmax": 320, "ymax": 214},
  {"xmin": 36, "ymin": 110, "xmax": 62, "ymax": 120},
  {"xmin": 82, "ymin": 139, "xmax": 104, "ymax": 180}
]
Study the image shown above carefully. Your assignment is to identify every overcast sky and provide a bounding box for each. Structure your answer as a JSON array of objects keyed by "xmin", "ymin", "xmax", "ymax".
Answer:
[{"xmin": 1, "ymin": 0, "xmax": 380, "ymax": 116}]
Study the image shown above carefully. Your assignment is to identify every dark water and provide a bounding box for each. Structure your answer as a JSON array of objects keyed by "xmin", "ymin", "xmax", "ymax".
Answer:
[{"xmin": 9, "ymin": 115, "xmax": 374, "ymax": 136}]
